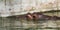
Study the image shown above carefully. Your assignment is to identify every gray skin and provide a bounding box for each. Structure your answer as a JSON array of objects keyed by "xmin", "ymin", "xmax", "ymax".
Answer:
[
  {"xmin": 26, "ymin": 12, "xmax": 60, "ymax": 21},
  {"xmin": 7, "ymin": 12, "xmax": 60, "ymax": 21}
]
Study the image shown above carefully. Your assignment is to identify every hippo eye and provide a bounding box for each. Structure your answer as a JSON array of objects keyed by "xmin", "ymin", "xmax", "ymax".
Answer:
[{"xmin": 33, "ymin": 16, "xmax": 35, "ymax": 18}]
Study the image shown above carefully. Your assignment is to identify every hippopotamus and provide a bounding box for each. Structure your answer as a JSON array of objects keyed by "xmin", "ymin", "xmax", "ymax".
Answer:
[
  {"xmin": 26, "ymin": 12, "xmax": 60, "ymax": 21},
  {"xmin": 7, "ymin": 12, "xmax": 60, "ymax": 21}
]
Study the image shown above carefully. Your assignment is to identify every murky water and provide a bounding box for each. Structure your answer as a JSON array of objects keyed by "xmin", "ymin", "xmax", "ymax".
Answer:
[{"xmin": 0, "ymin": 12, "xmax": 60, "ymax": 30}]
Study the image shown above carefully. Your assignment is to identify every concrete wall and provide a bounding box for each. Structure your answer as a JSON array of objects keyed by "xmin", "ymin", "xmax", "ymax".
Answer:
[{"xmin": 0, "ymin": 0, "xmax": 60, "ymax": 17}]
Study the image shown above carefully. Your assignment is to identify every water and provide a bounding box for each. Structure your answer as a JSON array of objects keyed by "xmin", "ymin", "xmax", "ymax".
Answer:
[{"xmin": 0, "ymin": 17, "xmax": 60, "ymax": 30}]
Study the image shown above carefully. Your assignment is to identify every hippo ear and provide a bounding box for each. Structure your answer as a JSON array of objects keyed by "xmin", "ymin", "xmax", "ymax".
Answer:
[{"xmin": 27, "ymin": 14, "xmax": 33, "ymax": 19}]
